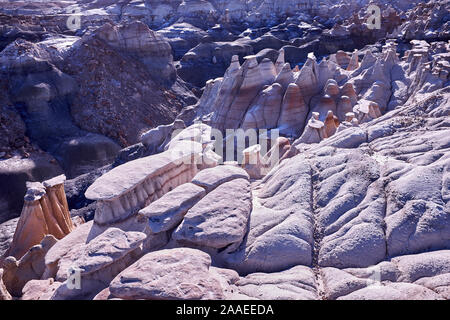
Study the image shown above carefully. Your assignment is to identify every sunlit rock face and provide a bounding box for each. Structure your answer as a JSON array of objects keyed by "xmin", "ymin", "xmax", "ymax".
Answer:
[
  {"xmin": 0, "ymin": 0, "xmax": 449, "ymax": 301},
  {"xmin": 95, "ymin": 21, "xmax": 177, "ymax": 85},
  {"xmin": 2, "ymin": 175, "xmax": 74, "ymax": 262}
]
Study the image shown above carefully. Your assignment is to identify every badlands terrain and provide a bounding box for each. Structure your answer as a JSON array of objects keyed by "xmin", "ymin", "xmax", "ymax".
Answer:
[{"xmin": 0, "ymin": 0, "xmax": 449, "ymax": 300}]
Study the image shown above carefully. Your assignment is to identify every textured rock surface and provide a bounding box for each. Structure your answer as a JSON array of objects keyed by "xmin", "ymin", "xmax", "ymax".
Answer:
[
  {"xmin": 109, "ymin": 248, "xmax": 237, "ymax": 300},
  {"xmin": 85, "ymin": 143, "xmax": 201, "ymax": 225},
  {"xmin": 235, "ymin": 265, "xmax": 317, "ymax": 300},
  {"xmin": 224, "ymin": 157, "xmax": 314, "ymax": 274},
  {"xmin": 2, "ymin": 175, "xmax": 74, "ymax": 261},
  {"xmin": 173, "ymin": 178, "xmax": 252, "ymax": 252},
  {"xmin": 0, "ymin": 269, "xmax": 12, "ymax": 300},
  {"xmin": 0, "ymin": 218, "xmax": 18, "ymax": 258},
  {"xmin": 21, "ymin": 278, "xmax": 62, "ymax": 300},
  {"xmin": 323, "ymin": 250, "xmax": 450, "ymax": 300},
  {"xmin": 2, "ymin": 235, "xmax": 57, "ymax": 297},
  {"xmin": 191, "ymin": 165, "xmax": 249, "ymax": 192},
  {"xmin": 47, "ymin": 227, "xmax": 147, "ymax": 300},
  {"xmin": 0, "ymin": 153, "xmax": 64, "ymax": 223},
  {"xmin": 140, "ymin": 183, "xmax": 206, "ymax": 234},
  {"xmin": 1, "ymin": 0, "xmax": 449, "ymax": 301}
]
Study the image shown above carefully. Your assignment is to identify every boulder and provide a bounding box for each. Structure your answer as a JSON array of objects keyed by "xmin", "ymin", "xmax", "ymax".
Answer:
[
  {"xmin": 224, "ymin": 156, "xmax": 314, "ymax": 274},
  {"xmin": 191, "ymin": 165, "xmax": 249, "ymax": 192},
  {"xmin": 173, "ymin": 178, "xmax": 252, "ymax": 252},
  {"xmin": 235, "ymin": 265, "xmax": 317, "ymax": 300},
  {"xmin": 140, "ymin": 183, "xmax": 206, "ymax": 234},
  {"xmin": 3, "ymin": 175, "xmax": 74, "ymax": 260}
]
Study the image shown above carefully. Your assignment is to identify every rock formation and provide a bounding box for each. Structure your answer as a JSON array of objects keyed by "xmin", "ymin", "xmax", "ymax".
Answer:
[
  {"xmin": 0, "ymin": 0, "xmax": 449, "ymax": 302},
  {"xmin": 2, "ymin": 175, "xmax": 74, "ymax": 261},
  {"xmin": 2, "ymin": 235, "xmax": 58, "ymax": 297},
  {"xmin": 109, "ymin": 248, "xmax": 238, "ymax": 300},
  {"xmin": 0, "ymin": 269, "xmax": 12, "ymax": 300},
  {"xmin": 85, "ymin": 142, "xmax": 202, "ymax": 226}
]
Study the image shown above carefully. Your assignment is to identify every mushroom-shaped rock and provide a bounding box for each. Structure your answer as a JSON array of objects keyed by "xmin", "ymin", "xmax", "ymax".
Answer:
[
  {"xmin": 355, "ymin": 100, "xmax": 382, "ymax": 123},
  {"xmin": 277, "ymin": 83, "xmax": 309, "ymax": 137},
  {"xmin": 85, "ymin": 142, "xmax": 201, "ymax": 225},
  {"xmin": 3, "ymin": 175, "xmax": 73, "ymax": 260},
  {"xmin": 345, "ymin": 112, "xmax": 356, "ymax": 122}
]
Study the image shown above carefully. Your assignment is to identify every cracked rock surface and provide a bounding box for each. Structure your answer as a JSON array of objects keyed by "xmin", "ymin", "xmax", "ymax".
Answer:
[{"xmin": 0, "ymin": 0, "xmax": 449, "ymax": 301}]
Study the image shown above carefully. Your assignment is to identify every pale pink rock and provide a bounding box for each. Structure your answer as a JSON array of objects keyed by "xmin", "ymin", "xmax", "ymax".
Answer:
[
  {"xmin": 224, "ymin": 56, "xmax": 268, "ymax": 130},
  {"xmin": 324, "ymin": 110, "xmax": 339, "ymax": 137},
  {"xmin": 242, "ymin": 83, "xmax": 283, "ymax": 129},
  {"xmin": 274, "ymin": 63, "xmax": 294, "ymax": 91},
  {"xmin": 346, "ymin": 50, "xmax": 359, "ymax": 71},
  {"xmin": 109, "ymin": 248, "xmax": 237, "ymax": 300},
  {"xmin": 2, "ymin": 235, "xmax": 57, "ymax": 297},
  {"xmin": 236, "ymin": 265, "xmax": 317, "ymax": 300},
  {"xmin": 173, "ymin": 178, "xmax": 251, "ymax": 251},
  {"xmin": 336, "ymin": 95, "xmax": 353, "ymax": 121},
  {"xmin": 338, "ymin": 282, "xmax": 442, "ymax": 300},
  {"xmin": 21, "ymin": 279, "xmax": 62, "ymax": 300},
  {"xmin": 277, "ymin": 83, "xmax": 309, "ymax": 136},
  {"xmin": 139, "ymin": 183, "xmax": 206, "ymax": 234}
]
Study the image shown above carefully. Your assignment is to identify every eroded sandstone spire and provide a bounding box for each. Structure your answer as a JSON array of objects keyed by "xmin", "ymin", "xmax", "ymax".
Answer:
[{"xmin": 2, "ymin": 175, "xmax": 73, "ymax": 261}]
